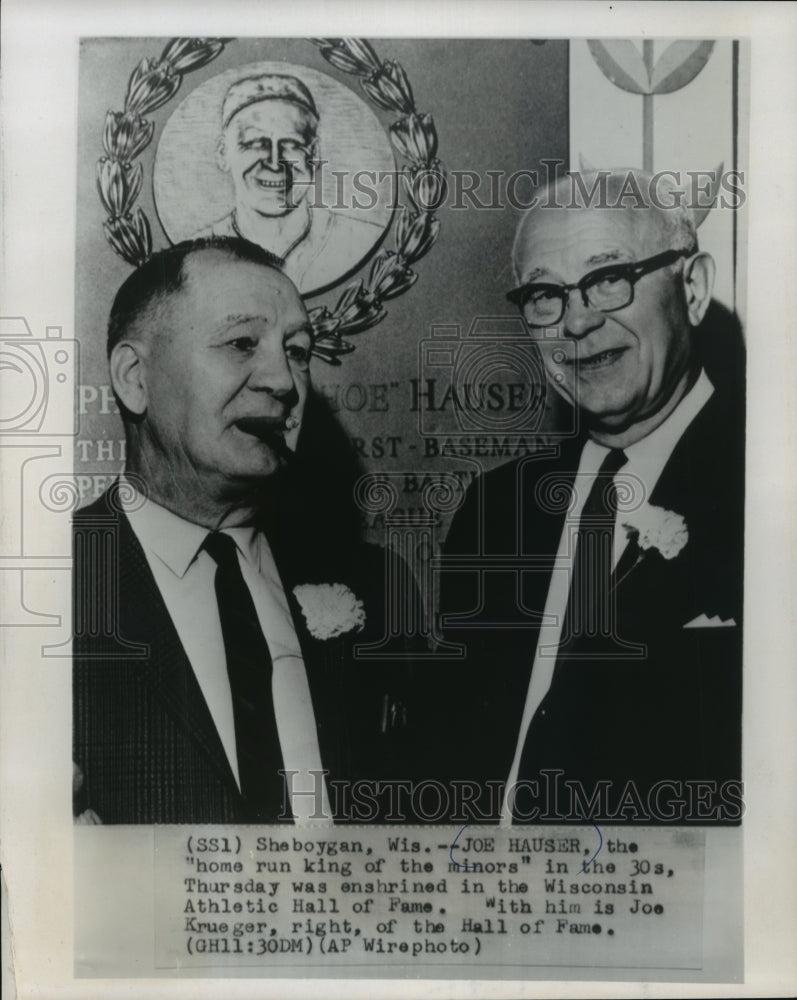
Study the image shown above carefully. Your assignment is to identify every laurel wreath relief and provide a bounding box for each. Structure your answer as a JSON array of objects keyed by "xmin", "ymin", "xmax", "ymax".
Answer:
[{"xmin": 97, "ymin": 37, "xmax": 443, "ymax": 364}]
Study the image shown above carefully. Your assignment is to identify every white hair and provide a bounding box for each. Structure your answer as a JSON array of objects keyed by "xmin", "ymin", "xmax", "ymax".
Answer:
[{"xmin": 512, "ymin": 168, "xmax": 698, "ymax": 282}]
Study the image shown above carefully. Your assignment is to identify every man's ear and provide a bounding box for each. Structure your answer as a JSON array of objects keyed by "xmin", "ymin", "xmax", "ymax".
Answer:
[
  {"xmin": 682, "ymin": 251, "xmax": 716, "ymax": 327},
  {"xmin": 216, "ymin": 134, "xmax": 229, "ymax": 173},
  {"xmin": 110, "ymin": 341, "xmax": 148, "ymax": 416}
]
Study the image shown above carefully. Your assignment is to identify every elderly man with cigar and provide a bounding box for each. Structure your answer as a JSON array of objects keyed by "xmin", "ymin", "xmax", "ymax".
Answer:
[{"xmin": 73, "ymin": 237, "xmax": 410, "ymax": 824}]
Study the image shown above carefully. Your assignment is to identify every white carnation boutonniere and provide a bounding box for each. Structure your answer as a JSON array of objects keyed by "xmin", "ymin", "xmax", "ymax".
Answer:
[
  {"xmin": 621, "ymin": 503, "xmax": 689, "ymax": 561},
  {"xmin": 293, "ymin": 583, "xmax": 366, "ymax": 641}
]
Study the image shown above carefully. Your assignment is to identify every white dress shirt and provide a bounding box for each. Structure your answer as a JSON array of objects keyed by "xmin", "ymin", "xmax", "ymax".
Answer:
[
  {"xmin": 501, "ymin": 370, "xmax": 714, "ymax": 822},
  {"xmin": 122, "ymin": 489, "xmax": 331, "ymax": 824}
]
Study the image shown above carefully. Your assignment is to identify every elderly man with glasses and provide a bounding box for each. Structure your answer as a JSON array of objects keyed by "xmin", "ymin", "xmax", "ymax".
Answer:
[{"xmin": 438, "ymin": 169, "xmax": 744, "ymax": 825}]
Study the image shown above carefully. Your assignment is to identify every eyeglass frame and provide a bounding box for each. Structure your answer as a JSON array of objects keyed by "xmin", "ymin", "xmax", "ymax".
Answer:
[{"xmin": 506, "ymin": 248, "xmax": 695, "ymax": 327}]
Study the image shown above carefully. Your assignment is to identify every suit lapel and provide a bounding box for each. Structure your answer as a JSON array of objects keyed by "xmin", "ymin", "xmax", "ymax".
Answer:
[
  {"xmin": 517, "ymin": 446, "xmax": 576, "ymax": 627},
  {"xmin": 258, "ymin": 525, "xmax": 354, "ymax": 779},
  {"xmin": 116, "ymin": 509, "xmax": 241, "ymax": 794},
  {"xmin": 612, "ymin": 537, "xmax": 640, "ymax": 589},
  {"xmin": 610, "ymin": 389, "xmax": 738, "ymax": 625}
]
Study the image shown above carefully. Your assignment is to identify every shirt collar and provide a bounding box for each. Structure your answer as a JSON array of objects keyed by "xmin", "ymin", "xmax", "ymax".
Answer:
[
  {"xmin": 623, "ymin": 368, "xmax": 714, "ymax": 492},
  {"xmin": 121, "ymin": 484, "xmax": 260, "ymax": 579}
]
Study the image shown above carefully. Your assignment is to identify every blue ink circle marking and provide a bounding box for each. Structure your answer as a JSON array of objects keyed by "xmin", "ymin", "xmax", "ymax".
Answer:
[
  {"xmin": 449, "ymin": 824, "xmax": 473, "ymax": 871},
  {"xmin": 578, "ymin": 823, "xmax": 603, "ymax": 874}
]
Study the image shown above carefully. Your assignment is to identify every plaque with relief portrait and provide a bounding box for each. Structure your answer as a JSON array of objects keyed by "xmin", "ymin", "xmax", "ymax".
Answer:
[
  {"xmin": 1, "ymin": 9, "xmax": 795, "ymax": 998},
  {"xmin": 153, "ymin": 61, "xmax": 396, "ymax": 296}
]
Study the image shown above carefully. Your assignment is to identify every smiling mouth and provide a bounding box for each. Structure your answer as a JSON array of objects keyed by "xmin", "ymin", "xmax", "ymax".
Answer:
[
  {"xmin": 251, "ymin": 174, "xmax": 289, "ymax": 190},
  {"xmin": 566, "ymin": 347, "xmax": 628, "ymax": 371}
]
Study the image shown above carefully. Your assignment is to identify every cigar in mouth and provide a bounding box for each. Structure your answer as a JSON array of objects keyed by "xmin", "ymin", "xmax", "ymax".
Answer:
[{"xmin": 235, "ymin": 417, "xmax": 294, "ymax": 461}]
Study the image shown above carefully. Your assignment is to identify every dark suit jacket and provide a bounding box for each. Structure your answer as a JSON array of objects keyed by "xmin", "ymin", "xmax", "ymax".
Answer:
[
  {"xmin": 437, "ymin": 384, "xmax": 744, "ymax": 823},
  {"xmin": 73, "ymin": 486, "xmax": 416, "ymax": 824}
]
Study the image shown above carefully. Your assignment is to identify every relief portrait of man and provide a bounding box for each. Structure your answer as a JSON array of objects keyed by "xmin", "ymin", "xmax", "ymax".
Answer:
[{"xmin": 154, "ymin": 64, "xmax": 395, "ymax": 296}]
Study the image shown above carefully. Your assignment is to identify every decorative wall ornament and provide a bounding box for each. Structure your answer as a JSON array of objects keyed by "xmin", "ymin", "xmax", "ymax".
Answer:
[
  {"xmin": 586, "ymin": 39, "xmax": 721, "ymax": 227},
  {"xmin": 96, "ymin": 37, "xmax": 443, "ymax": 364}
]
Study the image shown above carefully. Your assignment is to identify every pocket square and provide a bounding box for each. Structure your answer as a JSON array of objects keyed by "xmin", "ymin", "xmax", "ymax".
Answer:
[{"xmin": 683, "ymin": 613, "xmax": 736, "ymax": 629}]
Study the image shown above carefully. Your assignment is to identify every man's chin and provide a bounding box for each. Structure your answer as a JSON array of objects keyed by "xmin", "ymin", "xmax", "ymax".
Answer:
[
  {"xmin": 251, "ymin": 201, "xmax": 293, "ymax": 218},
  {"xmin": 214, "ymin": 439, "xmax": 289, "ymax": 487},
  {"xmin": 240, "ymin": 444, "xmax": 291, "ymax": 475},
  {"xmin": 551, "ymin": 398, "xmax": 637, "ymax": 435},
  {"xmin": 246, "ymin": 189, "xmax": 302, "ymax": 216},
  {"xmin": 581, "ymin": 395, "xmax": 655, "ymax": 441},
  {"xmin": 249, "ymin": 192, "xmax": 309, "ymax": 218},
  {"xmin": 221, "ymin": 459, "xmax": 288, "ymax": 498}
]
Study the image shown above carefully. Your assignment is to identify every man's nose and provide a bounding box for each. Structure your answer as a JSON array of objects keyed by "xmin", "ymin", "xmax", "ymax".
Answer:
[
  {"xmin": 562, "ymin": 291, "xmax": 606, "ymax": 339},
  {"xmin": 260, "ymin": 144, "xmax": 281, "ymax": 171},
  {"xmin": 247, "ymin": 343, "xmax": 297, "ymax": 401}
]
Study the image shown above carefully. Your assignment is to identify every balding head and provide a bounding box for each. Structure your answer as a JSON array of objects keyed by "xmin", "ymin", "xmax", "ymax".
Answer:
[
  {"xmin": 107, "ymin": 237, "xmax": 285, "ymax": 360},
  {"xmin": 108, "ymin": 239, "xmax": 312, "ymax": 527},
  {"xmin": 507, "ymin": 168, "xmax": 715, "ymax": 448},
  {"xmin": 513, "ymin": 169, "xmax": 698, "ymax": 284}
]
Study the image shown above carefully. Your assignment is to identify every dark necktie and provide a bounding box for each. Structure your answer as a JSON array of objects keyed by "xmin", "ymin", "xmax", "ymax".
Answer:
[
  {"xmin": 203, "ymin": 532, "xmax": 286, "ymax": 822},
  {"xmin": 512, "ymin": 449, "xmax": 632, "ymax": 820},
  {"xmin": 512, "ymin": 448, "xmax": 627, "ymax": 819},
  {"xmin": 557, "ymin": 447, "xmax": 627, "ymax": 653}
]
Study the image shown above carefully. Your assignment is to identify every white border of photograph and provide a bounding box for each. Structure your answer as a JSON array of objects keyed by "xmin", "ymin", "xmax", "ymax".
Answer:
[{"xmin": 1, "ymin": 1, "xmax": 795, "ymax": 998}]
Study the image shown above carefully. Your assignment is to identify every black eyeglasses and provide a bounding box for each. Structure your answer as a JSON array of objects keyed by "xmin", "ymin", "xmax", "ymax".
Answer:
[{"xmin": 506, "ymin": 248, "xmax": 693, "ymax": 327}]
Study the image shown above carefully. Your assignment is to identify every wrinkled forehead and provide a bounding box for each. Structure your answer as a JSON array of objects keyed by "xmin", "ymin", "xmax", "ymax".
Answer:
[
  {"xmin": 157, "ymin": 250, "xmax": 309, "ymax": 334},
  {"xmin": 513, "ymin": 205, "xmax": 670, "ymax": 282},
  {"xmin": 225, "ymin": 99, "xmax": 316, "ymax": 137}
]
